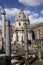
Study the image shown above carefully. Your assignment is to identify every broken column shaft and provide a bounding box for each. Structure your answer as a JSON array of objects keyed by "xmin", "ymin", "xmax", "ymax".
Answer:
[
  {"xmin": 6, "ymin": 20, "xmax": 11, "ymax": 65},
  {"xmin": 24, "ymin": 23, "xmax": 29, "ymax": 65},
  {"xmin": 36, "ymin": 29, "xmax": 42, "ymax": 61}
]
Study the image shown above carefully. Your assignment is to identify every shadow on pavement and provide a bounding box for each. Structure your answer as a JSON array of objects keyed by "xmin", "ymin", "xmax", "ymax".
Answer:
[{"xmin": 0, "ymin": 55, "xmax": 5, "ymax": 65}]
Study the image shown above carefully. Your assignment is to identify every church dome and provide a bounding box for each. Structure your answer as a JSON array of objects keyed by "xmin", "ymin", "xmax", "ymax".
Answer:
[{"xmin": 15, "ymin": 8, "xmax": 29, "ymax": 22}]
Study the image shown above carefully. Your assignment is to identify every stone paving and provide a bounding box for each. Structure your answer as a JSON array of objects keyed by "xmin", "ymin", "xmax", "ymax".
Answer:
[
  {"xmin": 0, "ymin": 54, "xmax": 18, "ymax": 65},
  {"xmin": 0, "ymin": 54, "xmax": 5, "ymax": 65},
  {"xmin": 0, "ymin": 54, "xmax": 43, "ymax": 65}
]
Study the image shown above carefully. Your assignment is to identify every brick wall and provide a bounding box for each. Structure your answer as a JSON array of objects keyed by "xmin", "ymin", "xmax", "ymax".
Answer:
[{"xmin": 32, "ymin": 23, "xmax": 43, "ymax": 39}]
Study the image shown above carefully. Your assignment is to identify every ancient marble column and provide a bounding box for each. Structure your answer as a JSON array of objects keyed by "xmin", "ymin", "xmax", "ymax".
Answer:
[
  {"xmin": 36, "ymin": 29, "xmax": 42, "ymax": 61},
  {"xmin": 24, "ymin": 23, "xmax": 29, "ymax": 65},
  {"xmin": 2, "ymin": 7, "xmax": 6, "ymax": 52},
  {"xmin": 6, "ymin": 20, "xmax": 11, "ymax": 65}
]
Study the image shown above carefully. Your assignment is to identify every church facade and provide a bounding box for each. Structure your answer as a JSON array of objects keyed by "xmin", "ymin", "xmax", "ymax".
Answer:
[{"xmin": 13, "ymin": 8, "xmax": 32, "ymax": 45}]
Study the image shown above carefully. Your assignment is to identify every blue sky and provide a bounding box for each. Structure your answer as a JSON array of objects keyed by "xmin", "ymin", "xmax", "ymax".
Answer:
[{"xmin": 0, "ymin": 0, "xmax": 43, "ymax": 26}]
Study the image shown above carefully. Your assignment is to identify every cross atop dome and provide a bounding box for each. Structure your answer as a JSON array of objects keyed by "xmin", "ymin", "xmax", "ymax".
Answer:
[
  {"xmin": 19, "ymin": 7, "xmax": 24, "ymax": 15},
  {"xmin": 20, "ymin": 7, "xmax": 24, "ymax": 12}
]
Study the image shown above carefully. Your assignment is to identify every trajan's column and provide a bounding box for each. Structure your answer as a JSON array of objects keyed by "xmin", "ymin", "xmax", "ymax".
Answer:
[{"xmin": 2, "ymin": 7, "xmax": 6, "ymax": 51}]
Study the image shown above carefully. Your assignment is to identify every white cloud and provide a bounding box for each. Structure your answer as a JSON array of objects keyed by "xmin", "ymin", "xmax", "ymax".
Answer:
[
  {"xmin": 41, "ymin": 11, "xmax": 43, "ymax": 14},
  {"xmin": 19, "ymin": 0, "xmax": 43, "ymax": 6},
  {"xmin": 32, "ymin": 13, "xmax": 39, "ymax": 17},
  {"xmin": 29, "ymin": 13, "xmax": 39, "ymax": 21},
  {"xmin": 24, "ymin": 10, "xmax": 31, "ymax": 15},
  {"xmin": 29, "ymin": 14, "xmax": 43, "ymax": 25},
  {"xmin": 5, "ymin": 8, "xmax": 19, "ymax": 18}
]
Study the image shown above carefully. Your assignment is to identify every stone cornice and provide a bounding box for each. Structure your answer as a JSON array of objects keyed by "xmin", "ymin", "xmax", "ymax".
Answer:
[{"xmin": 31, "ymin": 22, "xmax": 43, "ymax": 29}]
